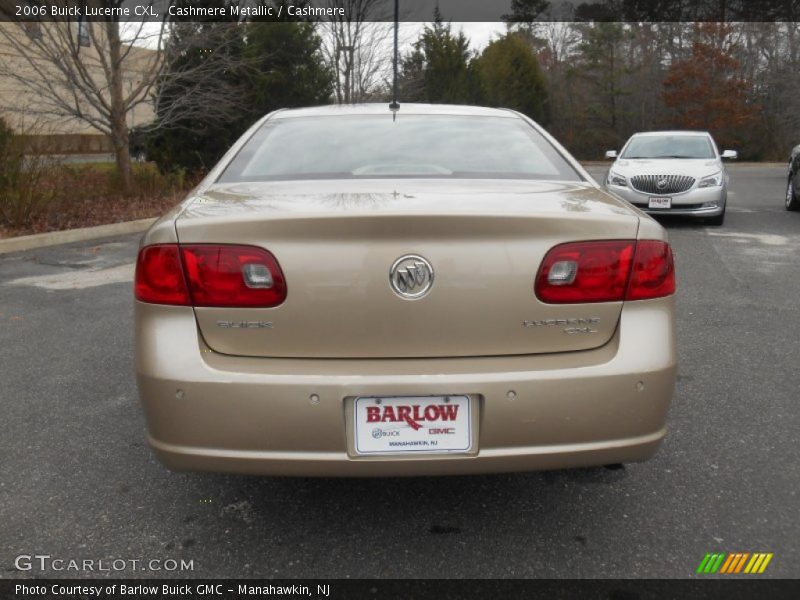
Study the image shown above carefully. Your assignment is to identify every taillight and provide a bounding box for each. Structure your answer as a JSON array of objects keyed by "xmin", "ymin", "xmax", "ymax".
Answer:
[
  {"xmin": 535, "ymin": 240, "xmax": 674, "ymax": 303},
  {"xmin": 536, "ymin": 241, "xmax": 635, "ymax": 303},
  {"xmin": 626, "ymin": 240, "xmax": 676, "ymax": 300},
  {"xmin": 135, "ymin": 244, "xmax": 287, "ymax": 308},
  {"xmin": 181, "ymin": 245, "xmax": 286, "ymax": 307},
  {"xmin": 135, "ymin": 245, "xmax": 190, "ymax": 305}
]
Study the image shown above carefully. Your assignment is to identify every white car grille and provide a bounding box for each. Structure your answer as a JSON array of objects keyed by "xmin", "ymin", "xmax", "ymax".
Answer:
[{"xmin": 630, "ymin": 174, "xmax": 696, "ymax": 195}]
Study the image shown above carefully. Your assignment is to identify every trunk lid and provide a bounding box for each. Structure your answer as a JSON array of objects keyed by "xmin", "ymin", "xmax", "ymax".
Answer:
[{"xmin": 175, "ymin": 179, "xmax": 639, "ymax": 358}]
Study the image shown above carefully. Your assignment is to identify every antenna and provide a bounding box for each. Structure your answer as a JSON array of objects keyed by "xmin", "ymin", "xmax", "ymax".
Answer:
[{"xmin": 389, "ymin": 0, "xmax": 400, "ymax": 112}]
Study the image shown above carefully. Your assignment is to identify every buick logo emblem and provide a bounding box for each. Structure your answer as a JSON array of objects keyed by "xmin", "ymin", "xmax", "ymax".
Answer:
[
  {"xmin": 656, "ymin": 178, "xmax": 669, "ymax": 190},
  {"xmin": 389, "ymin": 254, "xmax": 434, "ymax": 299}
]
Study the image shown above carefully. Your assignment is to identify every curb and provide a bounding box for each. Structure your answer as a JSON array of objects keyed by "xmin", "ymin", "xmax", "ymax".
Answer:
[{"xmin": 0, "ymin": 218, "xmax": 155, "ymax": 255}]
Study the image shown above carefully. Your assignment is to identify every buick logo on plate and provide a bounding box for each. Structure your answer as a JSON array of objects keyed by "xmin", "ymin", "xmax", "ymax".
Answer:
[{"xmin": 389, "ymin": 254, "xmax": 434, "ymax": 299}]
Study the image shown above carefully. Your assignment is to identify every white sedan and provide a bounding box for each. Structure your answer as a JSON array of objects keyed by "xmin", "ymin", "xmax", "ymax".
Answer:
[{"xmin": 604, "ymin": 131, "xmax": 736, "ymax": 226}]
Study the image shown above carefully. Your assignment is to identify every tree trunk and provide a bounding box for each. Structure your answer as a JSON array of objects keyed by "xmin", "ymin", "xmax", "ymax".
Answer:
[
  {"xmin": 111, "ymin": 118, "xmax": 132, "ymax": 194},
  {"xmin": 106, "ymin": 21, "xmax": 132, "ymax": 194},
  {"xmin": 609, "ymin": 44, "xmax": 617, "ymax": 130}
]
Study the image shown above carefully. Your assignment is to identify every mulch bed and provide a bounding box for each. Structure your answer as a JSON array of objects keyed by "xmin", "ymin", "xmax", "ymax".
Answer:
[
  {"xmin": 15, "ymin": 192, "xmax": 184, "ymax": 236},
  {"xmin": 1, "ymin": 163, "xmax": 199, "ymax": 238}
]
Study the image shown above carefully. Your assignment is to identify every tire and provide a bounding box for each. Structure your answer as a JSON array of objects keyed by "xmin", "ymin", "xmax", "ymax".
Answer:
[
  {"xmin": 786, "ymin": 174, "xmax": 800, "ymax": 211},
  {"xmin": 706, "ymin": 207, "xmax": 725, "ymax": 226}
]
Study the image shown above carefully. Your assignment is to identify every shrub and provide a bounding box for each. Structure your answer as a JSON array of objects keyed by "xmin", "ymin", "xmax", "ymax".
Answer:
[
  {"xmin": 0, "ymin": 119, "xmax": 57, "ymax": 229},
  {"xmin": 131, "ymin": 161, "xmax": 188, "ymax": 197}
]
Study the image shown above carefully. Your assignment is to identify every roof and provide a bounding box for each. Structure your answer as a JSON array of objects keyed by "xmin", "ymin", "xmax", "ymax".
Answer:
[{"xmin": 272, "ymin": 103, "xmax": 518, "ymax": 119}]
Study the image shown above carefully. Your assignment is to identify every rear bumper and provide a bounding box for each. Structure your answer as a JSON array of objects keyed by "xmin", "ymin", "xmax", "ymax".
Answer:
[
  {"xmin": 135, "ymin": 297, "xmax": 677, "ymax": 477},
  {"xmin": 149, "ymin": 431, "xmax": 665, "ymax": 476}
]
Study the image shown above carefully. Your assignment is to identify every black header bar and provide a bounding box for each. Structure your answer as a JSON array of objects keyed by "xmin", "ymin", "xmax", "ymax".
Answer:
[{"xmin": 2, "ymin": 0, "xmax": 800, "ymax": 23}]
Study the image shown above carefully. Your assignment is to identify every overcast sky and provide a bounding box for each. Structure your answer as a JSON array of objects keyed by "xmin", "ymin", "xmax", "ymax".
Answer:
[{"xmin": 435, "ymin": 22, "xmax": 507, "ymax": 50}]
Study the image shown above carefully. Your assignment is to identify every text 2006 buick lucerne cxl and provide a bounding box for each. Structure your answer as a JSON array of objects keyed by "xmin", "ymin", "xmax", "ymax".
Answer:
[{"xmin": 134, "ymin": 104, "xmax": 676, "ymax": 476}]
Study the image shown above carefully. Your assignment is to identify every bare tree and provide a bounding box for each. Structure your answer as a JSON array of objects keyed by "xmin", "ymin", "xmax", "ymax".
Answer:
[
  {"xmin": 321, "ymin": 0, "xmax": 394, "ymax": 103},
  {"xmin": 0, "ymin": 11, "xmax": 167, "ymax": 192},
  {"xmin": 0, "ymin": 7, "xmax": 251, "ymax": 192}
]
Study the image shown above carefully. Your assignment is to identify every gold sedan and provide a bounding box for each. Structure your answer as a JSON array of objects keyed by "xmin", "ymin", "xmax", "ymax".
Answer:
[{"xmin": 134, "ymin": 104, "xmax": 676, "ymax": 476}]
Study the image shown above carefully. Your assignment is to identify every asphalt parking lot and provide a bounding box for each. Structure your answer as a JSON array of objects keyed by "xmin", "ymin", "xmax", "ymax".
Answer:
[{"xmin": 1, "ymin": 164, "xmax": 798, "ymax": 579}]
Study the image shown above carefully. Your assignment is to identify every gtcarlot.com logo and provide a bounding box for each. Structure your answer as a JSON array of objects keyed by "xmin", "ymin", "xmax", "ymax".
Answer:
[
  {"xmin": 14, "ymin": 554, "xmax": 194, "ymax": 573},
  {"xmin": 696, "ymin": 552, "xmax": 773, "ymax": 574}
]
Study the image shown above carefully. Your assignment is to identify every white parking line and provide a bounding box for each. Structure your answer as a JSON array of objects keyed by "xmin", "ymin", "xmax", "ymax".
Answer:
[
  {"xmin": 6, "ymin": 263, "xmax": 134, "ymax": 290},
  {"xmin": 706, "ymin": 232, "xmax": 789, "ymax": 246}
]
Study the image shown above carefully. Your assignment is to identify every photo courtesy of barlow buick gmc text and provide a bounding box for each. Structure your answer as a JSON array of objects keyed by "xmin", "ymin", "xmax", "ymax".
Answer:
[{"xmin": 0, "ymin": 1, "xmax": 798, "ymax": 599}]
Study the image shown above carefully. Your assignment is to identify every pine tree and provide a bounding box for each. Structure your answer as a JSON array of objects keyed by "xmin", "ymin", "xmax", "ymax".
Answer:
[{"xmin": 474, "ymin": 33, "xmax": 549, "ymax": 123}]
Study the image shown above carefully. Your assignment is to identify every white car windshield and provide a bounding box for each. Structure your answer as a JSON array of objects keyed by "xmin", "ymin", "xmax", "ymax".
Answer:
[
  {"xmin": 219, "ymin": 115, "xmax": 582, "ymax": 182},
  {"xmin": 621, "ymin": 135, "xmax": 716, "ymax": 159}
]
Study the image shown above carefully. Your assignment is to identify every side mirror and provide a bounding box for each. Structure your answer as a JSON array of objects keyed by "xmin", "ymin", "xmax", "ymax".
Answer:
[
  {"xmin": 721, "ymin": 150, "xmax": 738, "ymax": 160},
  {"xmin": 605, "ymin": 150, "xmax": 618, "ymax": 160}
]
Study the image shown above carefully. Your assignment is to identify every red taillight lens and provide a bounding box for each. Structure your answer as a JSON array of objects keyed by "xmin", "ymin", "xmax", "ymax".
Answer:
[
  {"xmin": 535, "ymin": 241, "xmax": 635, "ymax": 303},
  {"xmin": 535, "ymin": 240, "xmax": 675, "ymax": 303},
  {"xmin": 180, "ymin": 245, "xmax": 287, "ymax": 307},
  {"xmin": 626, "ymin": 240, "xmax": 675, "ymax": 300},
  {"xmin": 135, "ymin": 245, "xmax": 190, "ymax": 305},
  {"xmin": 135, "ymin": 244, "xmax": 287, "ymax": 307}
]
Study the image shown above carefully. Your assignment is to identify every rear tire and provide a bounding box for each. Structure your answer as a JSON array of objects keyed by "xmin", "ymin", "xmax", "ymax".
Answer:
[
  {"xmin": 706, "ymin": 208, "xmax": 725, "ymax": 226},
  {"xmin": 787, "ymin": 175, "xmax": 800, "ymax": 211}
]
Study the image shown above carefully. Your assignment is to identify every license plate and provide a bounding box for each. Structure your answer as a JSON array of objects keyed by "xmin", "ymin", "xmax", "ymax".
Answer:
[
  {"xmin": 648, "ymin": 197, "xmax": 672, "ymax": 209},
  {"xmin": 354, "ymin": 395, "xmax": 472, "ymax": 455}
]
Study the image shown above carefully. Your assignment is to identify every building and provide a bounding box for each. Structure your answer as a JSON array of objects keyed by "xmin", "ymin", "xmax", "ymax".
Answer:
[{"xmin": 0, "ymin": 21, "xmax": 157, "ymax": 155}]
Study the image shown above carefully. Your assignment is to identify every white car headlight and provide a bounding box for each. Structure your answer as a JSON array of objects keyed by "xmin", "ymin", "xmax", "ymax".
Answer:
[
  {"xmin": 698, "ymin": 172, "xmax": 723, "ymax": 188},
  {"xmin": 607, "ymin": 170, "xmax": 627, "ymax": 187}
]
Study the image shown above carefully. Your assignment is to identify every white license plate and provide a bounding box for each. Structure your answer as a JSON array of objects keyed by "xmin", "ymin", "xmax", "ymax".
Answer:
[
  {"xmin": 648, "ymin": 197, "xmax": 672, "ymax": 209},
  {"xmin": 354, "ymin": 395, "xmax": 472, "ymax": 455}
]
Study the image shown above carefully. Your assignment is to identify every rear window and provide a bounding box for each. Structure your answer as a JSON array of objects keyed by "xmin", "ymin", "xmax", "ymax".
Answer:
[{"xmin": 218, "ymin": 114, "xmax": 582, "ymax": 182}]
